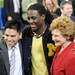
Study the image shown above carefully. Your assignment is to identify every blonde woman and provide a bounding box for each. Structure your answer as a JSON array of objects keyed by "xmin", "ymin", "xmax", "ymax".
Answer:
[
  {"xmin": 42, "ymin": 0, "xmax": 61, "ymax": 20},
  {"xmin": 43, "ymin": 0, "xmax": 59, "ymax": 13},
  {"xmin": 49, "ymin": 16, "xmax": 75, "ymax": 75}
]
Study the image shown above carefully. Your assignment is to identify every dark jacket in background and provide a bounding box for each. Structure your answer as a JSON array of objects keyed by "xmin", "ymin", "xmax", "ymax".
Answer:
[
  {"xmin": 4, "ymin": 0, "xmax": 24, "ymax": 28},
  {"xmin": 4, "ymin": 0, "xmax": 22, "ymax": 18},
  {"xmin": 45, "ymin": 10, "xmax": 54, "ymax": 25}
]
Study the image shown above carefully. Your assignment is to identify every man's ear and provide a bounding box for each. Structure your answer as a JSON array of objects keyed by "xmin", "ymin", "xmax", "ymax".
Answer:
[
  {"xmin": 19, "ymin": 32, "xmax": 22, "ymax": 39},
  {"xmin": 41, "ymin": 14, "xmax": 45, "ymax": 20},
  {"xmin": 60, "ymin": 8, "xmax": 63, "ymax": 14}
]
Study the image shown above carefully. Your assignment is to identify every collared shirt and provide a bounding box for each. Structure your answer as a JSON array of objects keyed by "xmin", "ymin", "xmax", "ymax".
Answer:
[
  {"xmin": 8, "ymin": 43, "xmax": 23, "ymax": 75},
  {"xmin": 13, "ymin": 0, "xmax": 20, "ymax": 13}
]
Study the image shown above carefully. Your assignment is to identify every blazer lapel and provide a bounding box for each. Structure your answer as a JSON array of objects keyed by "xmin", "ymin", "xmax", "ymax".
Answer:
[
  {"xmin": 18, "ymin": 41, "xmax": 24, "ymax": 75},
  {"xmin": 19, "ymin": 41, "xmax": 22, "ymax": 56}
]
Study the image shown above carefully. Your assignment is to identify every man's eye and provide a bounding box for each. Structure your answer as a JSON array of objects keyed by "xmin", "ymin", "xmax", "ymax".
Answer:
[
  {"xmin": 5, "ymin": 34, "xmax": 9, "ymax": 37},
  {"xmin": 27, "ymin": 16, "xmax": 37, "ymax": 20},
  {"xmin": 31, "ymin": 16, "xmax": 37, "ymax": 20},
  {"xmin": 11, "ymin": 35, "xmax": 15, "ymax": 37},
  {"xmin": 27, "ymin": 17, "xmax": 30, "ymax": 20},
  {"xmin": 5, "ymin": 34, "xmax": 15, "ymax": 37}
]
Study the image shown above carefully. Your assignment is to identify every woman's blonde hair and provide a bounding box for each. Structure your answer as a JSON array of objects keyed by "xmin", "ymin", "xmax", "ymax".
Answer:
[
  {"xmin": 49, "ymin": 16, "xmax": 75, "ymax": 37},
  {"xmin": 42, "ymin": 0, "xmax": 59, "ymax": 12}
]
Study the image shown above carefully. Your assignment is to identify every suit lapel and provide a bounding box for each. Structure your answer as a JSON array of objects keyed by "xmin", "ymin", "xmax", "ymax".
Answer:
[
  {"xmin": 18, "ymin": 41, "xmax": 24, "ymax": 75},
  {"xmin": 19, "ymin": 41, "xmax": 22, "ymax": 56}
]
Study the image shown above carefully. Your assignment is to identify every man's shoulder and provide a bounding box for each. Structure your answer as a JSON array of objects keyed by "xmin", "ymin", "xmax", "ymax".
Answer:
[
  {"xmin": 70, "ymin": 16, "xmax": 75, "ymax": 22},
  {"xmin": 0, "ymin": 40, "xmax": 6, "ymax": 49}
]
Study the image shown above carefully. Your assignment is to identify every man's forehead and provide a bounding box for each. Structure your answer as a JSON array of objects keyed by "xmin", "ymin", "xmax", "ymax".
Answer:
[
  {"xmin": 63, "ymin": 3, "xmax": 72, "ymax": 8},
  {"xmin": 27, "ymin": 10, "xmax": 41, "ymax": 17},
  {"xmin": 4, "ymin": 28, "xmax": 18, "ymax": 34}
]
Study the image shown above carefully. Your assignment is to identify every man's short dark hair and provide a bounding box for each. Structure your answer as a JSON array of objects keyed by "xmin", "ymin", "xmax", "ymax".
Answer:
[
  {"xmin": 4, "ymin": 20, "xmax": 21, "ymax": 33},
  {"xmin": 28, "ymin": 3, "xmax": 46, "ymax": 16},
  {"xmin": 60, "ymin": 1, "xmax": 72, "ymax": 9}
]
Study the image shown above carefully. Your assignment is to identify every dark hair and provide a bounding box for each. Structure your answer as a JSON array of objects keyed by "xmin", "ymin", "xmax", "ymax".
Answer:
[
  {"xmin": 4, "ymin": 20, "xmax": 21, "ymax": 33},
  {"xmin": 60, "ymin": 1, "xmax": 72, "ymax": 9},
  {"xmin": 28, "ymin": 3, "xmax": 46, "ymax": 16}
]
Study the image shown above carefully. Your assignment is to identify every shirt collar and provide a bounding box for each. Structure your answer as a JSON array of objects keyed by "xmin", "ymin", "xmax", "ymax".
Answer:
[{"xmin": 8, "ymin": 43, "xmax": 19, "ymax": 50}]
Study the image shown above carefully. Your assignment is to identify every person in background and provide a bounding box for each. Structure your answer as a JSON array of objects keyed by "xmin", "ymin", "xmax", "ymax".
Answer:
[
  {"xmin": 0, "ymin": 0, "xmax": 6, "ymax": 29},
  {"xmin": 57, "ymin": 0, "xmax": 75, "ymax": 17},
  {"xmin": 22, "ymin": 3, "xmax": 55, "ymax": 75},
  {"xmin": 72, "ymin": 0, "xmax": 75, "ymax": 16},
  {"xmin": 60, "ymin": 0, "xmax": 75, "ymax": 22},
  {"xmin": 43, "ymin": 0, "xmax": 61, "ymax": 16},
  {"xmin": 42, "ymin": 0, "xmax": 59, "ymax": 13},
  {"xmin": 21, "ymin": 0, "xmax": 38, "ymax": 21},
  {"xmin": 4, "ymin": 0, "xmax": 24, "ymax": 29},
  {"xmin": 49, "ymin": 16, "xmax": 75, "ymax": 75},
  {"xmin": 0, "ymin": 20, "xmax": 24, "ymax": 75},
  {"xmin": 42, "ymin": 0, "xmax": 61, "ymax": 25}
]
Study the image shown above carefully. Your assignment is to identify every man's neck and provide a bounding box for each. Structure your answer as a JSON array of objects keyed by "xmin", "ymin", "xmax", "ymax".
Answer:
[{"xmin": 34, "ymin": 23, "xmax": 47, "ymax": 36}]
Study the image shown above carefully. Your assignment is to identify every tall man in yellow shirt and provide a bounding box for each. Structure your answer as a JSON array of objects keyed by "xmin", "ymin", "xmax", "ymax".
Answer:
[{"xmin": 22, "ymin": 3, "xmax": 55, "ymax": 75}]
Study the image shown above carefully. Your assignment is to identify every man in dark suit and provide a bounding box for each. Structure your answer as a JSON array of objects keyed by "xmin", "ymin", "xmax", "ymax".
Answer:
[
  {"xmin": 0, "ymin": 20, "xmax": 24, "ymax": 75},
  {"xmin": 60, "ymin": 0, "xmax": 75, "ymax": 22},
  {"xmin": 4, "ymin": 0, "xmax": 24, "ymax": 28}
]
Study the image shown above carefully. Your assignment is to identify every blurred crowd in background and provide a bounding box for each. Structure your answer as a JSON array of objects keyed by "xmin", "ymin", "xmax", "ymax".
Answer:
[{"xmin": 0, "ymin": 0, "xmax": 75, "ymax": 30}]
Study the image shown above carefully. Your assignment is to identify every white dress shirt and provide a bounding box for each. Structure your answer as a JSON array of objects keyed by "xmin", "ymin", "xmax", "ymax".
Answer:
[
  {"xmin": 8, "ymin": 43, "xmax": 23, "ymax": 75},
  {"xmin": 13, "ymin": 0, "xmax": 20, "ymax": 13}
]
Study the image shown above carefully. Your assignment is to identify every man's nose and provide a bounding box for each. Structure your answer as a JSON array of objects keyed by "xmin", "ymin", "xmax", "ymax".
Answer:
[{"xmin": 7, "ymin": 36, "xmax": 12, "ymax": 41}]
